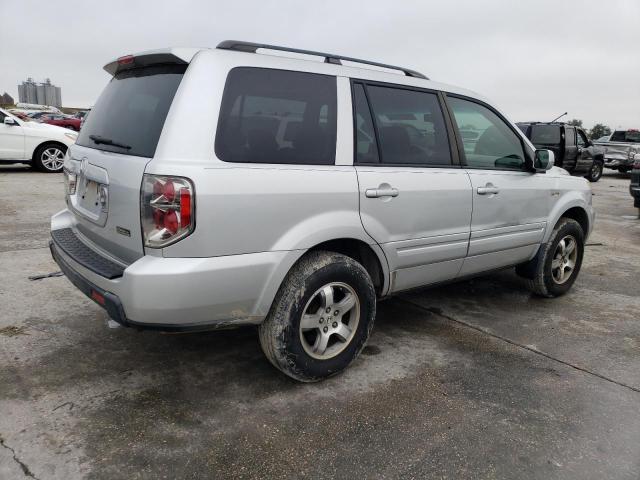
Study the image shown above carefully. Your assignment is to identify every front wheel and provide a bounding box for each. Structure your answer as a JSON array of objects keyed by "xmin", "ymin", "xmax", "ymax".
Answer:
[
  {"xmin": 585, "ymin": 160, "xmax": 603, "ymax": 182},
  {"xmin": 259, "ymin": 251, "xmax": 376, "ymax": 382},
  {"xmin": 33, "ymin": 143, "xmax": 66, "ymax": 173},
  {"xmin": 518, "ymin": 218, "xmax": 585, "ymax": 297}
]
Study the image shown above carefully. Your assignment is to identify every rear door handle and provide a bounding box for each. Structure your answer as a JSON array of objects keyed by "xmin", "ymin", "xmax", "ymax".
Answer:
[
  {"xmin": 477, "ymin": 185, "xmax": 499, "ymax": 195},
  {"xmin": 365, "ymin": 187, "xmax": 399, "ymax": 198}
]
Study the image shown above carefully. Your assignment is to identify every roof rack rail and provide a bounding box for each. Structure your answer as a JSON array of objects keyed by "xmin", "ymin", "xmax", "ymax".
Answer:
[{"xmin": 216, "ymin": 40, "xmax": 428, "ymax": 80}]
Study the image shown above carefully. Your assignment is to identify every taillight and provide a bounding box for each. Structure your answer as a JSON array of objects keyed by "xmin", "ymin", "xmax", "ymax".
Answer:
[
  {"xmin": 117, "ymin": 55, "xmax": 135, "ymax": 65},
  {"xmin": 141, "ymin": 175, "xmax": 195, "ymax": 248}
]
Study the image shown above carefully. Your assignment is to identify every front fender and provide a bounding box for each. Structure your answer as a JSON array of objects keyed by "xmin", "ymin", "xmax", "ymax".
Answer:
[{"xmin": 543, "ymin": 190, "xmax": 594, "ymax": 242}]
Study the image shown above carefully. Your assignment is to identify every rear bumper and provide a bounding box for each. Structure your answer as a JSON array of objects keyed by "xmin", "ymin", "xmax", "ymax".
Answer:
[{"xmin": 50, "ymin": 212, "xmax": 293, "ymax": 330}]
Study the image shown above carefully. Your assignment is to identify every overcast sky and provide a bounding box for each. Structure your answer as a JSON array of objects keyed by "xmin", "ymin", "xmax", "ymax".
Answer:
[{"xmin": 1, "ymin": 0, "xmax": 638, "ymax": 129}]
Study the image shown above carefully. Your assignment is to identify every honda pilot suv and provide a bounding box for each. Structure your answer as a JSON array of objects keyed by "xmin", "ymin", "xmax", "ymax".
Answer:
[{"xmin": 50, "ymin": 41, "xmax": 595, "ymax": 381}]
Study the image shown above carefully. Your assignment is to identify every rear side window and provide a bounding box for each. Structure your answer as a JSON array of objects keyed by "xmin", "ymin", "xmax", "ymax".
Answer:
[
  {"xmin": 531, "ymin": 125, "xmax": 561, "ymax": 144},
  {"xmin": 215, "ymin": 68, "xmax": 337, "ymax": 165},
  {"xmin": 353, "ymin": 83, "xmax": 379, "ymax": 163},
  {"xmin": 365, "ymin": 85, "xmax": 452, "ymax": 166},
  {"xmin": 77, "ymin": 64, "xmax": 186, "ymax": 158}
]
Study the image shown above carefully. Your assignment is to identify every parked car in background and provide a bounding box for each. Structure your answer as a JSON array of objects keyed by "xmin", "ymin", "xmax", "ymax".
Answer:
[
  {"xmin": 27, "ymin": 111, "xmax": 52, "ymax": 120},
  {"xmin": 73, "ymin": 110, "xmax": 89, "ymax": 120},
  {"xmin": 517, "ymin": 122, "xmax": 605, "ymax": 182},
  {"xmin": 630, "ymin": 154, "xmax": 640, "ymax": 208},
  {"xmin": 79, "ymin": 108, "xmax": 91, "ymax": 129},
  {"xmin": 0, "ymin": 108, "xmax": 77, "ymax": 172},
  {"xmin": 595, "ymin": 129, "xmax": 640, "ymax": 172},
  {"xmin": 595, "ymin": 135, "xmax": 610, "ymax": 143},
  {"xmin": 40, "ymin": 114, "xmax": 82, "ymax": 131},
  {"xmin": 9, "ymin": 111, "xmax": 32, "ymax": 121},
  {"xmin": 50, "ymin": 41, "xmax": 594, "ymax": 381}
]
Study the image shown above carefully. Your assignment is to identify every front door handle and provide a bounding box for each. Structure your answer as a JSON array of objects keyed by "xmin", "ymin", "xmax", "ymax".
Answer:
[
  {"xmin": 365, "ymin": 186, "xmax": 399, "ymax": 198},
  {"xmin": 477, "ymin": 184, "xmax": 499, "ymax": 195}
]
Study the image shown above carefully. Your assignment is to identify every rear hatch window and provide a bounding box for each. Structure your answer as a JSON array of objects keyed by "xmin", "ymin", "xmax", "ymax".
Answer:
[
  {"xmin": 76, "ymin": 64, "xmax": 186, "ymax": 158},
  {"xmin": 610, "ymin": 130, "xmax": 640, "ymax": 143},
  {"xmin": 530, "ymin": 125, "xmax": 561, "ymax": 144}
]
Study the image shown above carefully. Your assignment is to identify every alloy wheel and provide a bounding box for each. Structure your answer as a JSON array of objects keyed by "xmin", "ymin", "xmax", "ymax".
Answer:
[
  {"xmin": 41, "ymin": 147, "xmax": 65, "ymax": 171},
  {"xmin": 551, "ymin": 234, "xmax": 578, "ymax": 284},
  {"xmin": 299, "ymin": 282, "xmax": 360, "ymax": 360}
]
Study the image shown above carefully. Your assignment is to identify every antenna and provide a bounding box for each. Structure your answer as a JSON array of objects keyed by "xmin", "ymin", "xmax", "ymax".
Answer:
[{"xmin": 550, "ymin": 112, "xmax": 568, "ymax": 123}]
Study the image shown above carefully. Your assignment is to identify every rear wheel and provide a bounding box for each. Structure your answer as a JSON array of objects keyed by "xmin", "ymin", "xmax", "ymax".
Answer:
[
  {"xmin": 259, "ymin": 251, "xmax": 376, "ymax": 382},
  {"xmin": 585, "ymin": 160, "xmax": 603, "ymax": 182},
  {"xmin": 33, "ymin": 143, "xmax": 66, "ymax": 173},
  {"xmin": 518, "ymin": 218, "xmax": 585, "ymax": 297}
]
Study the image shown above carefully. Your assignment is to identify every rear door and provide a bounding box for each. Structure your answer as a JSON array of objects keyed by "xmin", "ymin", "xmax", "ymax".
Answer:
[
  {"xmin": 445, "ymin": 95, "xmax": 551, "ymax": 277},
  {"xmin": 354, "ymin": 82, "xmax": 472, "ymax": 292},
  {"xmin": 68, "ymin": 62, "xmax": 186, "ymax": 264}
]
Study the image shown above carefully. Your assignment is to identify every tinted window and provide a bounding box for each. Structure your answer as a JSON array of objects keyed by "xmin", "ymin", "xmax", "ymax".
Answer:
[
  {"xmin": 365, "ymin": 86, "xmax": 451, "ymax": 166},
  {"xmin": 531, "ymin": 125, "xmax": 561, "ymax": 144},
  {"xmin": 353, "ymin": 83, "xmax": 379, "ymax": 163},
  {"xmin": 77, "ymin": 64, "xmax": 185, "ymax": 158},
  {"xmin": 215, "ymin": 68, "xmax": 337, "ymax": 165},
  {"xmin": 448, "ymin": 96, "xmax": 525, "ymax": 170},
  {"xmin": 565, "ymin": 127, "xmax": 576, "ymax": 146},
  {"xmin": 610, "ymin": 130, "xmax": 640, "ymax": 143}
]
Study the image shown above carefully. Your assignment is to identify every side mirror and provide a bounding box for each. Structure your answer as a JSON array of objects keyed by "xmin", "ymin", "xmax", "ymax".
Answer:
[
  {"xmin": 3, "ymin": 117, "xmax": 17, "ymax": 126},
  {"xmin": 533, "ymin": 149, "xmax": 554, "ymax": 172}
]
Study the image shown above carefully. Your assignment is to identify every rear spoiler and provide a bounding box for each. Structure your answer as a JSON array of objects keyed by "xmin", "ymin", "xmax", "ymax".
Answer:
[{"xmin": 103, "ymin": 48, "xmax": 202, "ymax": 76}]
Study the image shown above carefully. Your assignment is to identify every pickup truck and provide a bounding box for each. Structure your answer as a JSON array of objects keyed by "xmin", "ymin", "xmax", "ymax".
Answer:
[
  {"xmin": 517, "ymin": 122, "xmax": 605, "ymax": 182},
  {"xmin": 595, "ymin": 129, "xmax": 640, "ymax": 173}
]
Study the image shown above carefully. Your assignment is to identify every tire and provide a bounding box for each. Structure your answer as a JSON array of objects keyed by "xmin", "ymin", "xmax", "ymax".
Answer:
[
  {"xmin": 518, "ymin": 218, "xmax": 584, "ymax": 297},
  {"xmin": 618, "ymin": 166, "xmax": 632, "ymax": 173},
  {"xmin": 585, "ymin": 160, "xmax": 603, "ymax": 182},
  {"xmin": 33, "ymin": 143, "xmax": 66, "ymax": 173},
  {"xmin": 259, "ymin": 250, "xmax": 376, "ymax": 382}
]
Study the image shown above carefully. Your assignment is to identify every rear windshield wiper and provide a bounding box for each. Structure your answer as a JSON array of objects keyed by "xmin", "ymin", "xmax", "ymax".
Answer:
[{"xmin": 89, "ymin": 134, "xmax": 132, "ymax": 150}]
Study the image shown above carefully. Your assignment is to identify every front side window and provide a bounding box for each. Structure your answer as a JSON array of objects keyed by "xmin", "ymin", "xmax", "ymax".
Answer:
[
  {"xmin": 365, "ymin": 86, "xmax": 452, "ymax": 166},
  {"xmin": 448, "ymin": 96, "xmax": 525, "ymax": 170},
  {"xmin": 215, "ymin": 68, "xmax": 337, "ymax": 165},
  {"xmin": 576, "ymin": 130, "xmax": 588, "ymax": 147}
]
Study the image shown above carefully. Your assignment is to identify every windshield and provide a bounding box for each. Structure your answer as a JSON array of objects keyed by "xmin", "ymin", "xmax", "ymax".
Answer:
[
  {"xmin": 76, "ymin": 64, "xmax": 186, "ymax": 158},
  {"xmin": 610, "ymin": 130, "xmax": 640, "ymax": 143}
]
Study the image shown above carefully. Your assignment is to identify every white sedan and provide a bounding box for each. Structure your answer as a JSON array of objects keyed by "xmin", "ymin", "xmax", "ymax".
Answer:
[{"xmin": 0, "ymin": 108, "xmax": 77, "ymax": 172}]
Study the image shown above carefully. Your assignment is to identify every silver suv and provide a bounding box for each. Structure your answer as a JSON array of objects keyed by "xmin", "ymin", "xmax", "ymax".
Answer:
[{"xmin": 50, "ymin": 41, "xmax": 595, "ymax": 381}]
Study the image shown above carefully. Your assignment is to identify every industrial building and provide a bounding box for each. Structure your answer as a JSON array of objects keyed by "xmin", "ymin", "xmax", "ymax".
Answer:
[{"xmin": 17, "ymin": 78, "xmax": 62, "ymax": 108}]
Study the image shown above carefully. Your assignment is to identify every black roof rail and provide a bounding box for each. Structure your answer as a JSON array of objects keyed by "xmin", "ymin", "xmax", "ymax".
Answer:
[{"xmin": 216, "ymin": 40, "xmax": 428, "ymax": 80}]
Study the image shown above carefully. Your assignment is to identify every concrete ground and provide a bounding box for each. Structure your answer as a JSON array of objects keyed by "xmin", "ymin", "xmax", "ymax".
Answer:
[{"xmin": 1, "ymin": 164, "xmax": 639, "ymax": 480}]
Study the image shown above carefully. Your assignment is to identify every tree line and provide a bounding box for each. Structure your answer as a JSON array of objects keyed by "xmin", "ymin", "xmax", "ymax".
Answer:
[{"xmin": 566, "ymin": 119, "xmax": 612, "ymax": 140}]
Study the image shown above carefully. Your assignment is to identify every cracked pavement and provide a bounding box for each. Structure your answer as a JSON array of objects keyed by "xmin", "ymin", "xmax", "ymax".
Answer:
[{"xmin": 1, "ymin": 164, "xmax": 639, "ymax": 479}]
